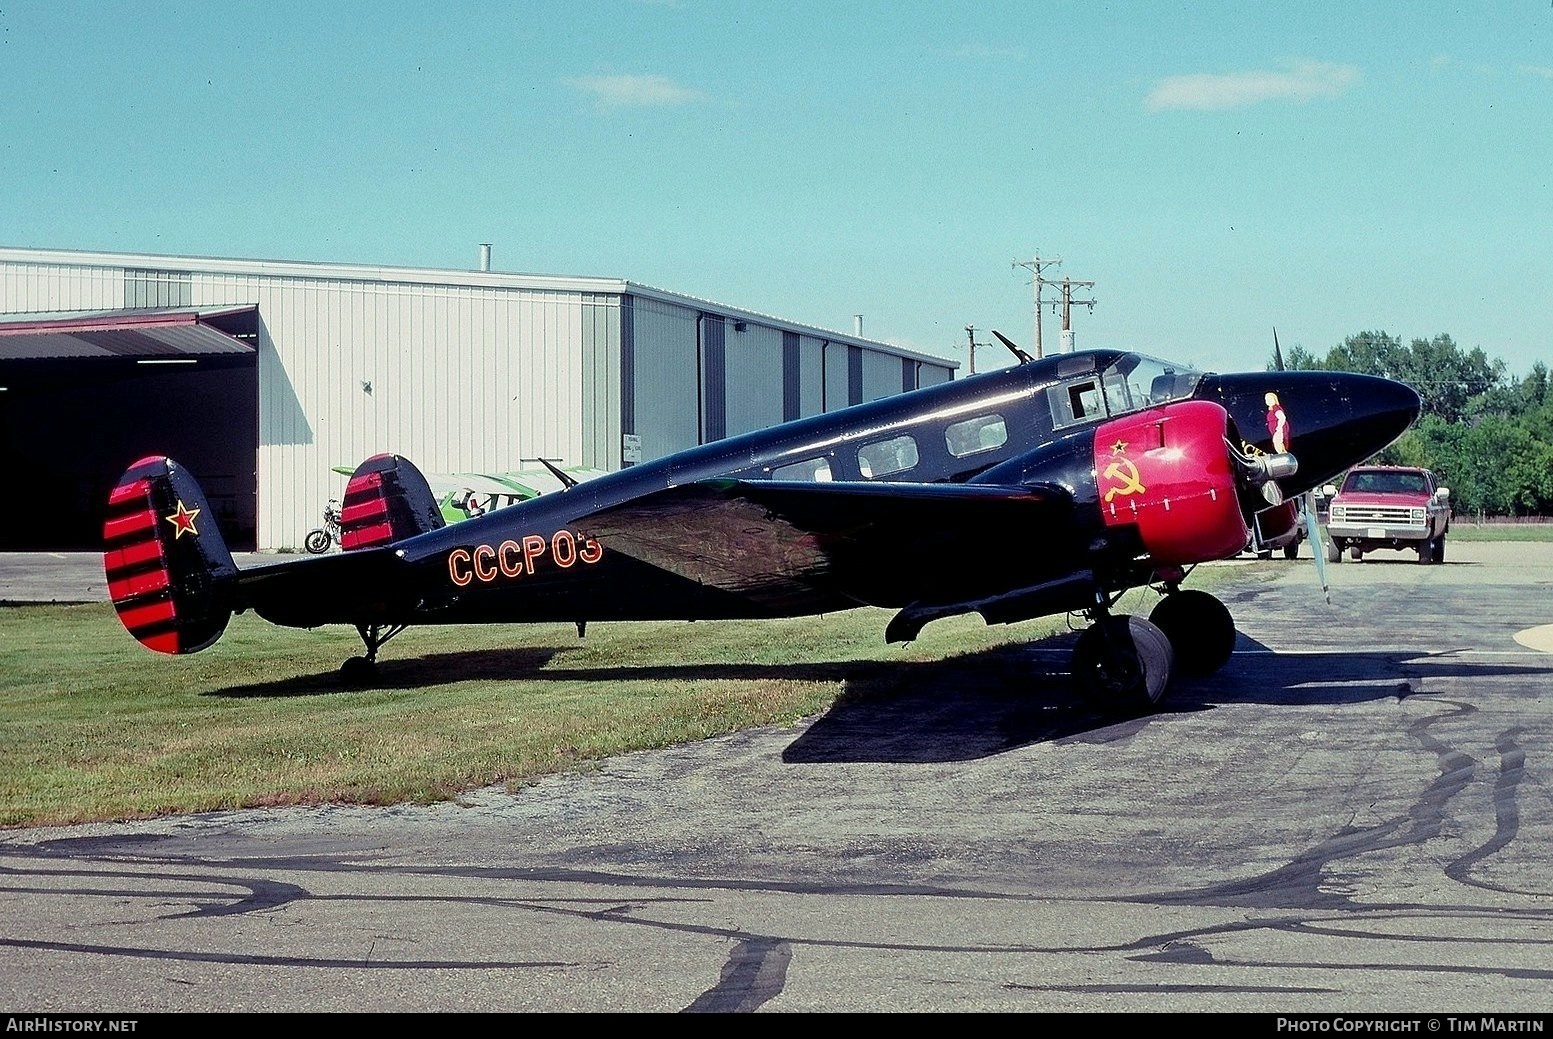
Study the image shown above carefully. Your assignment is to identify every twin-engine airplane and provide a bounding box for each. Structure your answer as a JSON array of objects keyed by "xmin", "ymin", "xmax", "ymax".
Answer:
[{"xmin": 103, "ymin": 344, "xmax": 1420, "ymax": 713}]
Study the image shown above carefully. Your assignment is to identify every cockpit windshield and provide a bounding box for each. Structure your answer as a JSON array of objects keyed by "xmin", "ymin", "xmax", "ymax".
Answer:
[
  {"xmin": 1048, "ymin": 353, "xmax": 1203, "ymax": 430},
  {"xmin": 1102, "ymin": 354, "xmax": 1203, "ymax": 414}
]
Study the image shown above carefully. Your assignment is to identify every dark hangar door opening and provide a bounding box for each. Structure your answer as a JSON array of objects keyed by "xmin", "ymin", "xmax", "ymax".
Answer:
[{"xmin": 0, "ymin": 309, "xmax": 259, "ymax": 551}]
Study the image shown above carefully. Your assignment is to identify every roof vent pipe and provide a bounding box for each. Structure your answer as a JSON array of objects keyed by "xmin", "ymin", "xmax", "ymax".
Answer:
[
  {"xmin": 854, "ymin": 314, "xmax": 863, "ymax": 336},
  {"xmin": 478, "ymin": 244, "xmax": 492, "ymax": 272}
]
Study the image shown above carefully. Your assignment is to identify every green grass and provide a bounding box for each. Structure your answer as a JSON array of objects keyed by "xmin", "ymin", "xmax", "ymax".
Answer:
[
  {"xmin": 0, "ymin": 568, "xmax": 1248, "ymax": 828},
  {"xmin": 1445, "ymin": 522, "xmax": 1553, "ymax": 543}
]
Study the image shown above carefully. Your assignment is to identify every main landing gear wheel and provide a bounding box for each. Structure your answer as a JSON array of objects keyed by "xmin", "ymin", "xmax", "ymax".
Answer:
[
  {"xmin": 338, "ymin": 622, "xmax": 410, "ymax": 685},
  {"xmin": 340, "ymin": 656, "xmax": 377, "ymax": 686},
  {"xmin": 1072, "ymin": 615, "xmax": 1174, "ymax": 715},
  {"xmin": 1148, "ymin": 589, "xmax": 1236, "ymax": 677}
]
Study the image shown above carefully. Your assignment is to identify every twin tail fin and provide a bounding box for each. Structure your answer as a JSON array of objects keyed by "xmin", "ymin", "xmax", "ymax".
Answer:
[
  {"xmin": 338, "ymin": 453, "xmax": 445, "ymax": 549},
  {"xmin": 102, "ymin": 456, "xmax": 238, "ymax": 655}
]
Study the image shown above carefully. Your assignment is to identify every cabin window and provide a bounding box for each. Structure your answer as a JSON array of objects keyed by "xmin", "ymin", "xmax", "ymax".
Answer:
[
  {"xmin": 773, "ymin": 457, "xmax": 834, "ymax": 482},
  {"xmin": 857, "ymin": 435, "xmax": 918, "ymax": 478},
  {"xmin": 945, "ymin": 414, "xmax": 1008, "ymax": 457}
]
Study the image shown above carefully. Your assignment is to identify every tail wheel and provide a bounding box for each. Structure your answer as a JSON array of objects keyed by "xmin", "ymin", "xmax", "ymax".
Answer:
[
  {"xmin": 1149, "ymin": 589, "xmax": 1236, "ymax": 677},
  {"xmin": 1072, "ymin": 615, "xmax": 1173, "ymax": 714}
]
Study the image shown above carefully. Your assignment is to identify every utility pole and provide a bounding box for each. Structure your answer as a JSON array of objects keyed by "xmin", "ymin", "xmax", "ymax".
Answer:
[
  {"xmin": 1057, "ymin": 276, "xmax": 1097, "ymax": 353},
  {"xmin": 1013, "ymin": 254, "xmax": 1062, "ymax": 358},
  {"xmin": 961, "ymin": 325, "xmax": 990, "ymax": 374}
]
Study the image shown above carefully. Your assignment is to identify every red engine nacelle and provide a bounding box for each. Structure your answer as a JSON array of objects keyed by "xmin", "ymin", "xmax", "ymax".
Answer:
[{"xmin": 1092, "ymin": 400, "xmax": 1249, "ymax": 567}]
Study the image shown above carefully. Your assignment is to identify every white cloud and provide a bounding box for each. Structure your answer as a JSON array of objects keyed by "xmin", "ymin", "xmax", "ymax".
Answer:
[
  {"xmin": 566, "ymin": 74, "xmax": 708, "ymax": 107},
  {"xmin": 1145, "ymin": 60, "xmax": 1361, "ymax": 112},
  {"xmin": 1519, "ymin": 65, "xmax": 1553, "ymax": 80}
]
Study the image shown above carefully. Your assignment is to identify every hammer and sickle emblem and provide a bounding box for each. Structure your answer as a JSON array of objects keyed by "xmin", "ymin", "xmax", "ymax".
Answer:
[{"xmin": 1102, "ymin": 458, "xmax": 1146, "ymax": 503}]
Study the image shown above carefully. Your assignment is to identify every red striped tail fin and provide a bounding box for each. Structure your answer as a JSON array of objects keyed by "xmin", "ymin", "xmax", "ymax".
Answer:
[
  {"xmin": 338, "ymin": 453, "xmax": 445, "ymax": 550},
  {"xmin": 102, "ymin": 456, "xmax": 237, "ymax": 655}
]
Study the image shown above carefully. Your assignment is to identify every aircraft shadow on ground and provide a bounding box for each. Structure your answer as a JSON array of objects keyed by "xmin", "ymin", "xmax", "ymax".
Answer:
[
  {"xmin": 206, "ymin": 628, "xmax": 1547, "ymax": 766},
  {"xmin": 784, "ymin": 631, "xmax": 1547, "ymax": 764}
]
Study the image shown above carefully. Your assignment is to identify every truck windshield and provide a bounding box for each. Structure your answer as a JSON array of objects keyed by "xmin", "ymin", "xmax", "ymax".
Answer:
[{"xmin": 1344, "ymin": 471, "xmax": 1428, "ymax": 495}]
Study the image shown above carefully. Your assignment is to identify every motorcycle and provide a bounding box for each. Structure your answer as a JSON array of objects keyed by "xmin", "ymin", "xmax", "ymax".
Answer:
[{"xmin": 304, "ymin": 499, "xmax": 343, "ymax": 554}]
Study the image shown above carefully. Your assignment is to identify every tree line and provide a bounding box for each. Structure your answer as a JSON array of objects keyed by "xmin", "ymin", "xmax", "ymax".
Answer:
[{"xmin": 1270, "ymin": 331, "xmax": 1553, "ymax": 518}]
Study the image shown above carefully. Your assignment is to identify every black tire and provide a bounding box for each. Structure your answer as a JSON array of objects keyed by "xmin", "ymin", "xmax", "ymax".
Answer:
[
  {"xmin": 1349, "ymin": 546, "xmax": 1363, "ymax": 562},
  {"xmin": 1072, "ymin": 615, "xmax": 1174, "ymax": 714},
  {"xmin": 1417, "ymin": 537, "xmax": 1434, "ymax": 564},
  {"xmin": 339, "ymin": 656, "xmax": 377, "ymax": 686},
  {"xmin": 1283, "ymin": 542, "xmax": 1300, "ymax": 560},
  {"xmin": 1327, "ymin": 538, "xmax": 1343, "ymax": 564},
  {"xmin": 304, "ymin": 528, "xmax": 333, "ymax": 554},
  {"xmin": 1433, "ymin": 534, "xmax": 1446, "ymax": 564},
  {"xmin": 1149, "ymin": 589, "xmax": 1236, "ymax": 677}
]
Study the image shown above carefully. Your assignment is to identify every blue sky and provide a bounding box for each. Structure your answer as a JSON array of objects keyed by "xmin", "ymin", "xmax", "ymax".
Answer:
[{"xmin": 3, "ymin": 1, "xmax": 1550, "ymax": 377}]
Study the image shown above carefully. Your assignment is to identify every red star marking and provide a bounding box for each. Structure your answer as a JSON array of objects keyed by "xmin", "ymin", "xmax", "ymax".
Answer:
[
  {"xmin": 165, "ymin": 500, "xmax": 201, "ymax": 539},
  {"xmin": 1111, "ymin": 439, "xmax": 1129, "ymax": 455}
]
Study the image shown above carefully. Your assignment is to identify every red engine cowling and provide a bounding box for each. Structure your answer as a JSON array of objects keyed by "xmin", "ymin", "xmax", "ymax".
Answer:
[{"xmin": 1092, "ymin": 400, "xmax": 1249, "ymax": 566}]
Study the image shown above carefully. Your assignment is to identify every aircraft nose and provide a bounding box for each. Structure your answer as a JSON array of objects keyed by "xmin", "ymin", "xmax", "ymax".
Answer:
[
  {"xmin": 1195, "ymin": 368, "xmax": 1422, "ymax": 492},
  {"xmin": 1343, "ymin": 372, "xmax": 1422, "ymax": 458}
]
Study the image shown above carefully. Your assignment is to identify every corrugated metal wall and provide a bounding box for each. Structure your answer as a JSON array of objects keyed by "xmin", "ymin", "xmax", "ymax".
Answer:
[
  {"xmin": 0, "ymin": 261, "xmax": 122, "ymax": 311},
  {"xmin": 861, "ymin": 348, "xmax": 903, "ymax": 403},
  {"xmin": 628, "ymin": 294, "xmax": 701, "ymax": 461},
  {"xmin": 724, "ymin": 322, "xmax": 783, "ymax": 437},
  {"xmin": 239, "ymin": 277, "xmax": 603, "ymax": 548},
  {"xmin": 2, "ymin": 251, "xmax": 957, "ymax": 549}
]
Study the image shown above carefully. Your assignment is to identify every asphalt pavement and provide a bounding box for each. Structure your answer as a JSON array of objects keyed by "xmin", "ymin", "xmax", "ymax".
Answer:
[{"xmin": 3, "ymin": 542, "xmax": 1553, "ymax": 1013}]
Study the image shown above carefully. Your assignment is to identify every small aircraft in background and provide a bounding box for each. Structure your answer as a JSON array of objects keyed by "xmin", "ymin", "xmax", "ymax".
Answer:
[
  {"xmin": 102, "ymin": 338, "xmax": 1419, "ymax": 713},
  {"xmin": 304, "ymin": 462, "xmax": 607, "ymax": 552}
]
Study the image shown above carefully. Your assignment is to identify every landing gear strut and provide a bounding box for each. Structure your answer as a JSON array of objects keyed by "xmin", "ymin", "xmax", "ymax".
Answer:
[{"xmin": 340, "ymin": 623, "xmax": 409, "ymax": 685}]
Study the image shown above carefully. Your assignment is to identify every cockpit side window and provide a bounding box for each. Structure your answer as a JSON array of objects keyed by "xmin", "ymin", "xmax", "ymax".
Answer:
[{"xmin": 1048, "ymin": 378, "xmax": 1105, "ymax": 429}]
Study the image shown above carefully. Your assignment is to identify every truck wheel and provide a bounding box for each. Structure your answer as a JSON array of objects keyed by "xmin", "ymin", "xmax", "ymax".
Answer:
[
  {"xmin": 1327, "ymin": 538, "xmax": 1343, "ymax": 564},
  {"xmin": 1283, "ymin": 542, "xmax": 1300, "ymax": 560},
  {"xmin": 1418, "ymin": 538, "xmax": 1434, "ymax": 564},
  {"xmin": 1433, "ymin": 535, "xmax": 1446, "ymax": 564},
  {"xmin": 1349, "ymin": 546, "xmax": 1363, "ymax": 562}
]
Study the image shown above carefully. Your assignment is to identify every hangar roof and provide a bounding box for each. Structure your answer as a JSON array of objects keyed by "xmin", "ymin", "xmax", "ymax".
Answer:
[
  {"xmin": 0, "ymin": 246, "xmax": 956, "ymax": 370},
  {"xmin": 0, "ymin": 306, "xmax": 258, "ymax": 360}
]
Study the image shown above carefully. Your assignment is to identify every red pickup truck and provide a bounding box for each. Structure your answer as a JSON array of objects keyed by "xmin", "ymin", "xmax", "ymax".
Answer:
[{"xmin": 1324, "ymin": 465, "xmax": 1451, "ymax": 564}]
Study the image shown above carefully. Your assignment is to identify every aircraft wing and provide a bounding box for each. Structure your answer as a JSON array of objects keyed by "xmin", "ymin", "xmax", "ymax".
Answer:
[{"xmin": 577, "ymin": 478, "xmax": 1076, "ymax": 609}]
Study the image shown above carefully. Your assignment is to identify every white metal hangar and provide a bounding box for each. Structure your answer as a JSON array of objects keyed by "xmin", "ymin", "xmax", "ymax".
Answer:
[{"xmin": 0, "ymin": 246, "xmax": 956, "ymax": 552}]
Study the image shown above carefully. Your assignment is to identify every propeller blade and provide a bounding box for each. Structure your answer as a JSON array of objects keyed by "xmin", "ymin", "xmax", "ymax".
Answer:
[{"xmin": 1299, "ymin": 490, "xmax": 1330, "ymax": 604}]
